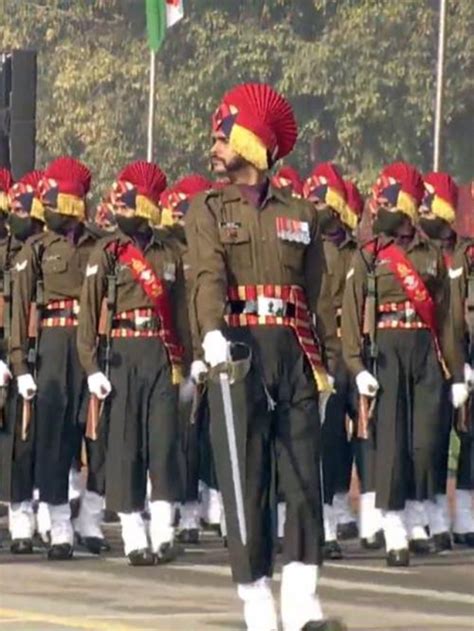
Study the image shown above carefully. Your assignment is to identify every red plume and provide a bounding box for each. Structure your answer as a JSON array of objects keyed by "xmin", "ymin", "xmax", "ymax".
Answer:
[
  {"xmin": 381, "ymin": 162, "xmax": 424, "ymax": 204},
  {"xmin": 344, "ymin": 180, "xmax": 364, "ymax": 217},
  {"xmin": 424, "ymin": 172, "xmax": 458, "ymax": 208},
  {"xmin": 0, "ymin": 168, "xmax": 13, "ymax": 192},
  {"xmin": 118, "ymin": 161, "xmax": 167, "ymax": 204},
  {"xmin": 45, "ymin": 156, "xmax": 92, "ymax": 196}
]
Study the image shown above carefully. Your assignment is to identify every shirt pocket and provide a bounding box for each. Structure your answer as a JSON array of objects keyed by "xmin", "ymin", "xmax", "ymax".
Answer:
[
  {"xmin": 42, "ymin": 258, "xmax": 68, "ymax": 277},
  {"xmin": 116, "ymin": 265, "xmax": 133, "ymax": 287},
  {"xmin": 279, "ymin": 239, "xmax": 307, "ymax": 274},
  {"xmin": 218, "ymin": 224, "xmax": 253, "ymax": 270}
]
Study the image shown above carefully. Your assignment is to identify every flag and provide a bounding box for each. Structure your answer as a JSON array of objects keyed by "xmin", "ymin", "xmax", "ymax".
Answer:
[{"xmin": 146, "ymin": 0, "xmax": 184, "ymax": 51}]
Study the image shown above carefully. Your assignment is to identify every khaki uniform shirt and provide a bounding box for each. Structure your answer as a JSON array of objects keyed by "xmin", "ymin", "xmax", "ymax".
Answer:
[
  {"xmin": 449, "ymin": 238, "xmax": 474, "ymax": 380},
  {"xmin": 185, "ymin": 183, "xmax": 339, "ymax": 373},
  {"xmin": 77, "ymin": 230, "xmax": 188, "ymax": 377},
  {"xmin": 11, "ymin": 226, "xmax": 98, "ymax": 376},
  {"xmin": 341, "ymin": 231, "xmax": 460, "ymax": 380},
  {"xmin": 0, "ymin": 236, "xmax": 22, "ymax": 360}
]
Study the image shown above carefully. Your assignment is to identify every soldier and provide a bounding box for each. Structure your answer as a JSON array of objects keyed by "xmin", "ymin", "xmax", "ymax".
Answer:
[
  {"xmin": 160, "ymin": 174, "xmax": 214, "ymax": 544},
  {"xmin": 408, "ymin": 172, "xmax": 461, "ymax": 552},
  {"xmin": 271, "ymin": 166, "xmax": 304, "ymax": 198},
  {"xmin": 302, "ymin": 164, "xmax": 362, "ymax": 559},
  {"xmin": 77, "ymin": 161, "xmax": 186, "ymax": 566},
  {"xmin": 10, "ymin": 156, "xmax": 105, "ymax": 560},
  {"xmin": 186, "ymin": 82, "xmax": 344, "ymax": 631},
  {"xmin": 341, "ymin": 161, "xmax": 468, "ymax": 566},
  {"xmin": 431, "ymin": 176, "xmax": 474, "ymax": 547}
]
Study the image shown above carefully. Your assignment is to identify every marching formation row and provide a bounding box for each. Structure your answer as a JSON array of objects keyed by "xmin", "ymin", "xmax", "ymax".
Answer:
[{"xmin": 0, "ymin": 81, "xmax": 472, "ymax": 631}]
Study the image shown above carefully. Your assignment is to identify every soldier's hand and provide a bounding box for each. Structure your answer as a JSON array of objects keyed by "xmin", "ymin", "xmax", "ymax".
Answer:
[
  {"xmin": 202, "ymin": 330, "xmax": 230, "ymax": 368},
  {"xmin": 87, "ymin": 371, "xmax": 112, "ymax": 400},
  {"xmin": 190, "ymin": 360, "xmax": 208, "ymax": 384},
  {"xmin": 464, "ymin": 363, "xmax": 474, "ymax": 390},
  {"xmin": 451, "ymin": 383, "xmax": 469, "ymax": 409},
  {"xmin": 355, "ymin": 370, "xmax": 379, "ymax": 397},
  {"xmin": 17, "ymin": 373, "xmax": 37, "ymax": 400},
  {"xmin": 0, "ymin": 360, "xmax": 12, "ymax": 386}
]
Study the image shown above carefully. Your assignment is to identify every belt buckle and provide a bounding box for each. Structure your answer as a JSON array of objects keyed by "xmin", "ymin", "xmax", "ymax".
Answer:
[
  {"xmin": 404, "ymin": 305, "xmax": 416, "ymax": 323},
  {"xmin": 257, "ymin": 296, "xmax": 284, "ymax": 316},
  {"xmin": 243, "ymin": 300, "xmax": 258, "ymax": 315},
  {"xmin": 135, "ymin": 314, "xmax": 152, "ymax": 329}
]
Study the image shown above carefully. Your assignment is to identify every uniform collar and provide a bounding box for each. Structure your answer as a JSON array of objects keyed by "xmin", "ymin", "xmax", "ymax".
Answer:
[
  {"xmin": 375, "ymin": 229, "xmax": 428, "ymax": 253},
  {"xmin": 220, "ymin": 180, "xmax": 290, "ymax": 207}
]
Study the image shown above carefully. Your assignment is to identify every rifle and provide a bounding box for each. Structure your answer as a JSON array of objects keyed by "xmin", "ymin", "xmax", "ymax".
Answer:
[
  {"xmin": 0, "ymin": 263, "xmax": 12, "ymax": 430},
  {"xmin": 458, "ymin": 264, "xmax": 474, "ymax": 433},
  {"xmin": 85, "ymin": 270, "xmax": 116, "ymax": 440},
  {"xmin": 358, "ymin": 265, "xmax": 378, "ymax": 440},
  {"xmin": 22, "ymin": 270, "xmax": 44, "ymax": 441}
]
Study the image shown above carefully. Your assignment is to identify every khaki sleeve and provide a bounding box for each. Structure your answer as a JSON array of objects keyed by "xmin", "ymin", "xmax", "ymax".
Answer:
[
  {"xmin": 10, "ymin": 242, "xmax": 37, "ymax": 376},
  {"xmin": 184, "ymin": 196, "xmax": 227, "ymax": 336},
  {"xmin": 77, "ymin": 244, "xmax": 108, "ymax": 377},
  {"xmin": 171, "ymin": 256, "xmax": 193, "ymax": 374},
  {"xmin": 304, "ymin": 213, "xmax": 339, "ymax": 374},
  {"xmin": 341, "ymin": 249, "xmax": 368, "ymax": 377},
  {"xmin": 445, "ymin": 248, "xmax": 468, "ymax": 382}
]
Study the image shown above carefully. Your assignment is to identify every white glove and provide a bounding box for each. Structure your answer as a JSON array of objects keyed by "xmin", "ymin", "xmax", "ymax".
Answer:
[
  {"xmin": 179, "ymin": 377, "xmax": 195, "ymax": 404},
  {"xmin": 87, "ymin": 371, "xmax": 112, "ymax": 400},
  {"xmin": 464, "ymin": 363, "xmax": 474, "ymax": 389},
  {"xmin": 451, "ymin": 382, "xmax": 469, "ymax": 409},
  {"xmin": 355, "ymin": 370, "xmax": 379, "ymax": 397},
  {"xmin": 0, "ymin": 360, "xmax": 12, "ymax": 386},
  {"xmin": 202, "ymin": 330, "xmax": 229, "ymax": 368},
  {"xmin": 17, "ymin": 373, "xmax": 37, "ymax": 400},
  {"xmin": 319, "ymin": 375, "xmax": 335, "ymax": 426},
  {"xmin": 190, "ymin": 359, "xmax": 208, "ymax": 384}
]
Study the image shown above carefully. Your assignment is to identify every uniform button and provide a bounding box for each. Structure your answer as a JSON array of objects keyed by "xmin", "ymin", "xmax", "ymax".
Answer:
[{"xmin": 262, "ymin": 236, "xmax": 266, "ymax": 242}]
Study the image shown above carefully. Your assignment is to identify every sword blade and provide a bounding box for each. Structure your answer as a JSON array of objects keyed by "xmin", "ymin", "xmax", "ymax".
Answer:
[{"xmin": 219, "ymin": 372, "xmax": 247, "ymax": 546}]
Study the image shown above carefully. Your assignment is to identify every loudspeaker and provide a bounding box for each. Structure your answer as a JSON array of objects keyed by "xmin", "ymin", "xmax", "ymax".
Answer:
[{"xmin": 0, "ymin": 50, "xmax": 37, "ymax": 179}]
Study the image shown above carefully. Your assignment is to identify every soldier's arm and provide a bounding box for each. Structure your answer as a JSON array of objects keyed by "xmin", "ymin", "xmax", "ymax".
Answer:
[
  {"xmin": 77, "ymin": 245, "xmax": 108, "ymax": 376},
  {"xmin": 341, "ymin": 249, "xmax": 369, "ymax": 377},
  {"xmin": 172, "ymin": 256, "xmax": 193, "ymax": 373},
  {"xmin": 184, "ymin": 196, "xmax": 227, "ymax": 336},
  {"xmin": 304, "ymin": 214, "xmax": 339, "ymax": 375},
  {"xmin": 444, "ymin": 247, "xmax": 468, "ymax": 381},
  {"xmin": 10, "ymin": 242, "xmax": 37, "ymax": 376}
]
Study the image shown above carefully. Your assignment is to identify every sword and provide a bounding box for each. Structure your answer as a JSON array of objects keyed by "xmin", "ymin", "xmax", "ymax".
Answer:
[{"xmin": 219, "ymin": 370, "xmax": 247, "ymax": 546}]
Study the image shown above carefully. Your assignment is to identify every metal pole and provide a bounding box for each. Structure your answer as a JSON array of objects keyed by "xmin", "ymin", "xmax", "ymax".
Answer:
[
  {"xmin": 147, "ymin": 49, "xmax": 156, "ymax": 162},
  {"xmin": 433, "ymin": 0, "xmax": 447, "ymax": 171}
]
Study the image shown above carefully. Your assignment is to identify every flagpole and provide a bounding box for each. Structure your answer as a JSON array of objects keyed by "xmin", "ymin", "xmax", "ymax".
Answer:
[
  {"xmin": 147, "ymin": 49, "xmax": 156, "ymax": 162},
  {"xmin": 433, "ymin": 0, "xmax": 447, "ymax": 171}
]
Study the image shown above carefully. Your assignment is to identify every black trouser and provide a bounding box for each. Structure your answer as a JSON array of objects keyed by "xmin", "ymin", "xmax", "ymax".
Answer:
[
  {"xmin": 0, "ymin": 384, "xmax": 35, "ymax": 503},
  {"xmin": 457, "ymin": 404, "xmax": 474, "ymax": 490},
  {"xmin": 373, "ymin": 329, "xmax": 446, "ymax": 511},
  {"xmin": 35, "ymin": 327, "xmax": 87, "ymax": 505},
  {"xmin": 104, "ymin": 337, "xmax": 183, "ymax": 513},
  {"xmin": 181, "ymin": 388, "xmax": 209, "ymax": 502},
  {"xmin": 208, "ymin": 326, "xmax": 323, "ymax": 584},
  {"xmin": 433, "ymin": 386, "xmax": 453, "ymax": 495},
  {"xmin": 321, "ymin": 361, "xmax": 356, "ymax": 504}
]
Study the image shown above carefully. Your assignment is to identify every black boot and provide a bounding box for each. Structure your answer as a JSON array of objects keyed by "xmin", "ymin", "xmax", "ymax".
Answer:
[
  {"xmin": 453, "ymin": 532, "xmax": 474, "ymax": 547},
  {"xmin": 337, "ymin": 521, "xmax": 358, "ymax": 541},
  {"xmin": 154, "ymin": 541, "xmax": 180, "ymax": 565},
  {"xmin": 361, "ymin": 530, "xmax": 384, "ymax": 550},
  {"xmin": 302, "ymin": 619, "xmax": 347, "ymax": 630},
  {"xmin": 82, "ymin": 536, "xmax": 111, "ymax": 555},
  {"xmin": 10, "ymin": 538, "xmax": 34, "ymax": 554},
  {"xmin": 176, "ymin": 528, "xmax": 200, "ymax": 545},
  {"xmin": 386, "ymin": 548, "xmax": 410, "ymax": 566},
  {"xmin": 433, "ymin": 531, "xmax": 452, "ymax": 552},
  {"xmin": 47, "ymin": 543, "xmax": 73, "ymax": 560},
  {"xmin": 127, "ymin": 548, "xmax": 155, "ymax": 566},
  {"xmin": 323, "ymin": 540, "xmax": 343, "ymax": 560},
  {"xmin": 409, "ymin": 538, "xmax": 431, "ymax": 555}
]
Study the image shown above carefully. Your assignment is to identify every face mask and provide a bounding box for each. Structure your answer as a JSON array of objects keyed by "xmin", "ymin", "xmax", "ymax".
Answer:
[
  {"xmin": 116, "ymin": 215, "xmax": 150, "ymax": 237},
  {"xmin": 318, "ymin": 208, "xmax": 341, "ymax": 234},
  {"xmin": 419, "ymin": 217, "xmax": 450, "ymax": 240},
  {"xmin": 372, "ymin": 208, "xmax": 406, "ymax": 236},
  {"xmin": 8, "ymin": 214, "xmax": 35, "ymax": 241},
  {"xmin": 44, "ymin": 208, "xmax": 77, "ymax": 234}
]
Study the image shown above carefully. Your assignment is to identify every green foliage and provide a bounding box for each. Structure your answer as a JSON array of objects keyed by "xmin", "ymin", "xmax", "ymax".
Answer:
[{"xmin": 0, "ymin": 0, "xmax": 472, "ymax": 198}]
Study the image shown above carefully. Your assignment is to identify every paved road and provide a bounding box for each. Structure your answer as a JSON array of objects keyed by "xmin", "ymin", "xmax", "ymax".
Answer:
[{"xmin": 0, "ymin": 523, "xmax": 472, "ymax": 630}]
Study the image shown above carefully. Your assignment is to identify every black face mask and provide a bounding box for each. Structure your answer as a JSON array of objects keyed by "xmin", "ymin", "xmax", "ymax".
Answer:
[
  {"xmin": 44, "ymin": 208, "xmax": 77, "ymax": 234},
  {"xmin": 372, "ymin": 208, "xmax": 406, "ymax": 236},
  {"xmin": 8, "ymin": 215, "xmax": 35, "ymax": 241},
  {"xmin": 419, "ymin": 217, "xmax": 451, "ymax": 240},
  {"xmin": 116, "ymin": 215, "xmax": 150, "ymax": 237},
  {"xmin": 318, "ymin": 208, "xmax": 342, "ymax": 235}
]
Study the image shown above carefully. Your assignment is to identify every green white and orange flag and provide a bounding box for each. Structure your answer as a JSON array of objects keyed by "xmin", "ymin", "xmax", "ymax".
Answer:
[{"xmin": 146, "ymin": 0, "xmax": 184, "ymax": 51}]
